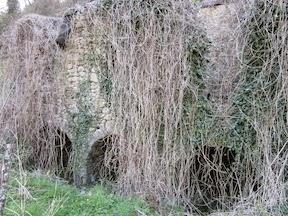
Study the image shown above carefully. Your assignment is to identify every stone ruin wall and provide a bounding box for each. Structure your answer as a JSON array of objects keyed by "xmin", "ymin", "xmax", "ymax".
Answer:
[
  {"xmin": 0, "ymin": 0, "xmax": 243, "ymax": 187},
  {"xmin": 0, "ymin": 1, "xmax": 239, "ymax": 185},
  {"xmin": 56, "ymin": 1, "xmax": 241, "ymax": 185},
  {"xmin": 61, "ymin": 1, "xmax": 241, "ymax": 138}
]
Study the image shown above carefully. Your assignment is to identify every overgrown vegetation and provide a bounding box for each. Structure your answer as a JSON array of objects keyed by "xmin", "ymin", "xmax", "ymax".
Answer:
[
  {"xmin": 1, "ymin": 0, "xmax": 288, "ymax": 215},
  {"xmin": 234, "ymin": 0, "xmax": 288, "ymax": 191},
  {"xmin": 102, "ymin": 0, "xmax": 213, "ymax": 212},
  {"xmin": 22, "ymin": 0, "xmax": 90, "ymax": 16},
  {"xmin": 214, "ymin": 0, "xmax": 288, "ymax": 213},
  {"xmin": 0, "ymin": 12, "xmax": 64, "ymax": 173}
]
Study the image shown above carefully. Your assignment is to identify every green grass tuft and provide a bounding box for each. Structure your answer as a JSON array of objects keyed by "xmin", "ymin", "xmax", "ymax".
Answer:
[{"xmin": 5, "ymin": 174, "xmax": 158, "ymax": 216}]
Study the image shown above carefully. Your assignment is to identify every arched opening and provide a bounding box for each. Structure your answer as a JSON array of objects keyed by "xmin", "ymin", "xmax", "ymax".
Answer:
[
  {"xmin": 26, "ymin": 126, "xmax": 73, "ymax": 181},
  {"xmin": 182, "ymin": 145, "xmax": 237, "ymax": 212},
  {"xmin": 86, "ymin": 135, "xmax": 118, "ymax": 185}
]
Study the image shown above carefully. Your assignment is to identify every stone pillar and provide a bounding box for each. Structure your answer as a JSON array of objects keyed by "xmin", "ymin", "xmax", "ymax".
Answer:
[{"xmin": 60, "ymin": 8, "xmax": 113, "ymax": 186}]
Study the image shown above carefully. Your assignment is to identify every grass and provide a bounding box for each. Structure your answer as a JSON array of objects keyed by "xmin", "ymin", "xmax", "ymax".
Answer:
[{"xmin": 5, "ymin": 173, "xmax": 158, "ymax": 216}]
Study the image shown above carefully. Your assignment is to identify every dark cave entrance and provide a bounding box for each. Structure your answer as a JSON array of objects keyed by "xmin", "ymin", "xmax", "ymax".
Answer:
[
  {"xmin": 86, "ymin": 135, "xmax": 118, "ymax": 185},
  {"xmin": 27, "ymin": 126, "xmax": 73, "ymax": 181},
  {"xmin": 184, "ymin": 145, "xmax": 237, "ymax": 212},
  {"xmin": 54, "ymin": 128, "xmax": 73, "ymax": 180},
  {"xmin": 185, "ymin": 145, "xmax": 260, "ymax": 213}
]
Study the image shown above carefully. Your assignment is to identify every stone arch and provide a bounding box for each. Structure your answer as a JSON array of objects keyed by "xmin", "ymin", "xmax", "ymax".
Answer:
[{"xmin": 86, "ymin": 135, "xmax": 118, "ymax": 185}]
